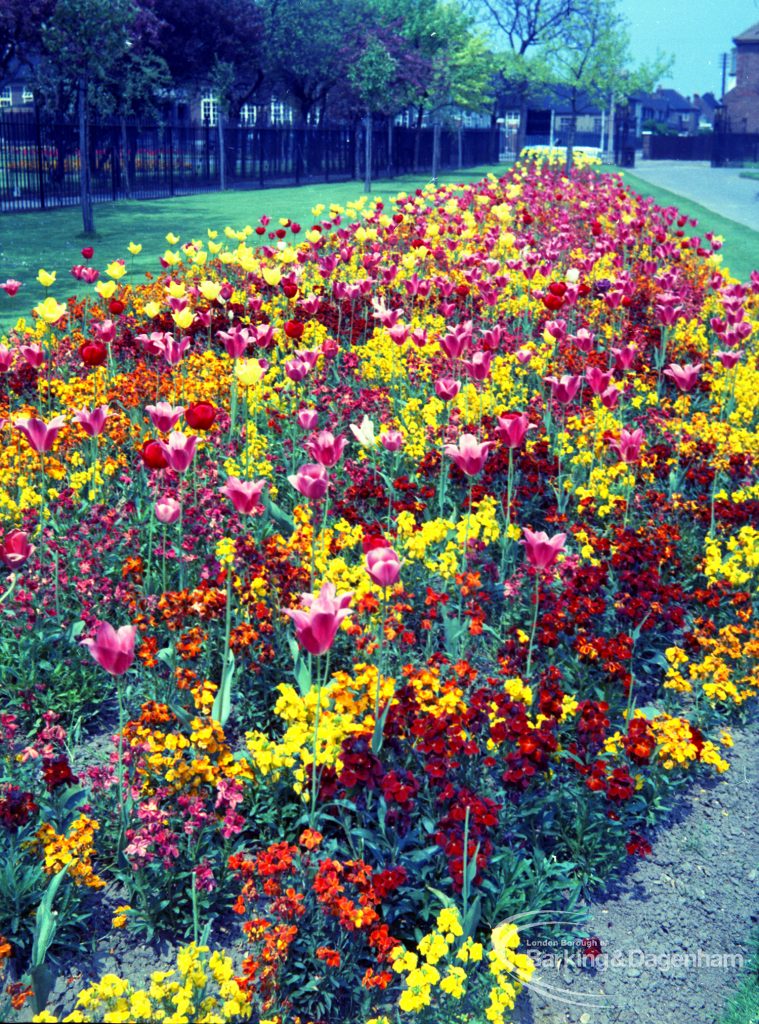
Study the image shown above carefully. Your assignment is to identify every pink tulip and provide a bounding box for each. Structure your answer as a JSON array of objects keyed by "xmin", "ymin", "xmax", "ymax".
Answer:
[
  {"xmin": 158, "ymin": 431, "xmax": 198, "ymax": 472},
  {"xmin": 156, "ymin": 334, "xmax": 190, "ymax": 366},
  {"xmin": 585, "ymin": 366, "xmax": 612, "ymax": 396},
  {"xmin": 521, "ymin": 528, "xmax": 567, "ymax": 572},
  {"xmin": 544, "ymin": 374, "xmax": 581, "ymax": 405},
  {"xmin": 388, "ymin": 323, "xmax": 409, "ymax": 345},
  {"xmin": 297, "ymin": 408, "xmax": 319, "ymax": 430},
  {"xmin": 146, "ymin": 402, "xmax": 185, "ymax": 433},
  {"xmin": 435, "ymin": 378, "xmax": 461, "ymax": 402},
  {"xmin": 380, "ymin": 430, "xmax": 404, "ymax": 452},
  {"xmin": 288, "ymin": 463, "xmax": 329, "ymax": 499},
  {"xmin": 285, "ymin": 357, "xmax": 311, "ymax": 382},
  {"xmin": 284, "ymin": 581, "xmax": 353, "ymax": 655},
  {"xmin": 609, "ymin": 427, "xmax": 645, "ymax": 464},
  {"xmin": 612, "ymin": 344, "xmax": 637, "ymax": 371},
  {"xmin": 600, "ymin": 386, "xmax": 621, "ymax": 410},
  {"xmin": 0, "ymin": 530, "xmax": 35, "ymax": 569},
  {"xmin": 155, "ymin": 496, "xmax": 181, "ymax": 524},
  {"xmin": 365, "ymin": 546, "xmax": 401, "ymax": 587},
  {"xmin": 221, "ymin": 476, "xmax": 266, "ymax": 515},
  {"xmin": 14, "ymin": 415, "xmax": 66, "ymax": 453},
  {"xmin": 496, "ymin": 412, "xmax": 534, "ymax": 448},
  {"xmin": 73, "ymin": 405, "xmax": 109, "ymax": 437},
  {"xmin": 570, "ymin": 328, "xmax": 595, "ymax": 353},
  {"xmin": 714, "ymin": 350, "xmax": 742, "ymax": 369},
  {"xmin": 463, "ymin": 351, "xmax": 493, "ymax": 381},
  {"xmin": 93, "ymin": 319, "xmax": 116, "ymax": 345},
  {"xmin": 443, "ymin": 433, "xmax": 494, "ymax": 477},
  {"xmin": 20, "ymin": 344, "xmax": 45, "ymax": 368},
  {"xmin": 663, "ymin": 362, "xmax": 702, "ymax": 393},
  {"xmin": 295, "ymin": 348, "xmax": 320, "ymax": 370},
  {"xmin": 217, "ymin": 326, "xmax": 251, "ymax": 359},
  {"xmin": 306, "ymin": 430, "xmax": 346, "ymax": 468},
  {"xmin": 1, "ymin": 279, "xmax": 21, "ymax": 297},
  {"xmin": 0, "ymin": 346, "xmax": 13, "ymax": 372},
  {"xmin": 82, "ymin": 622, "xmax": 137, "ymax": 676},
  {"xmin": 516, "ymin": 347, "xmax": 533, "ymax": 365}
]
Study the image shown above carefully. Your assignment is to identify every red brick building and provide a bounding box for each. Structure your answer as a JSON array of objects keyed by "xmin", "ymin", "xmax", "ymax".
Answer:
[{"xmin": 723, "ymin": 21, "xmax": 759, "ymax": 132}]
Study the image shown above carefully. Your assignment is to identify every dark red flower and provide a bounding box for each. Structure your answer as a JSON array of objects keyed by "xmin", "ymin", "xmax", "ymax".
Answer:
[
  {"xmin": 42, "ymin": 756, "xmax": 78, "ymax": 792},
  {"xmin": 141, "ymin": 439, "xmax": 169, "ymax": 470},
  {"xmin": 79, "ymin": 340, "xmax": 107, "ymax": 367}
]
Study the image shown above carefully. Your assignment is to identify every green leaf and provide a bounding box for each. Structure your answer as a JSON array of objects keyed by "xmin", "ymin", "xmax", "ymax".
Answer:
[{"xmin": 212, "ymin": 650, "xmax": 235, "ymax": 727}]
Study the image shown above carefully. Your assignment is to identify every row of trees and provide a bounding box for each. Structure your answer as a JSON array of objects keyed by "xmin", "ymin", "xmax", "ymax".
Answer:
[{"xmin": 1, "ymin": 0, "xmax": 671, "ymax": 230}]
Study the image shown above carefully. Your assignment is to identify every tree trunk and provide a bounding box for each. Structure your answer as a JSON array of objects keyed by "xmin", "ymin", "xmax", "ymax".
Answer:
[
  {"xmin": 387, "ymin": 117, "xmax": 394, "ymax": 176},
  {"xmin": 218, "ymin": 112, "xmax": 226, "ymax": 191},
  {"xmin": 364, "ymin": 112, "xmax": 372, "ymax": 192},
  {"xmin": 515, "ymin": 89, "xmax": 529, "ymax": 156},
  {"xmin": 606, "ymin": 95, "xmax": 616, "ymax": 161},
  {"xmin": 457, "ymin": 125, "xmax": 463, "ymax": 169},
  {"xmin": 566, "ymin": 103, "xmax": 577, "ymax": 173},
  {"xmin": 413, "ymin": 105, "xmax": 424, "ymax": 173},
  {"xmin": 120, "ymin": 115, "xmax": 132, "ymax": 200},
  {"xmin": 78, "ymin": 76, "xmax": 94, "ymax": 235},
  {"xmin": 354, "ymin": 118, "xmax": 361, "ymax": 181},
  {"xmin": 431, "ymin": 119, "xmax": 441, "ymax": 183}
]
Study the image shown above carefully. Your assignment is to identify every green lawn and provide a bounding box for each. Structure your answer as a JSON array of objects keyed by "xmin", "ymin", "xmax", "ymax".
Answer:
[
  {"xmin": 0, "ymin": 164, "xmax": 504, "ymax": 332},
  {"xmin": 617, "ymin": 169, "xmax": 759, "ymax": 282}
]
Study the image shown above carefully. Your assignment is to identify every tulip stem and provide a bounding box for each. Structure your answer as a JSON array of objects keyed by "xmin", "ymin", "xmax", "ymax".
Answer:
[
  {"xmin": 525, "ymin": 573, "xmax": 540, "ymax": 679},
  {"xmin": 309, "ymin": 651, "xmax": 329, "ymax": 829},
  {"xmin": 371, "ymin": 590, "xmax": 387, "ymax": 755},
  {"xmin": 500, "ymin": 448, "xmax": 515, "ymax": 580}
]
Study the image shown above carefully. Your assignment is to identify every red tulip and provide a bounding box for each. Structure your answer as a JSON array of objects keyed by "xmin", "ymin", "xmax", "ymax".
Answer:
[
  {"xmin": 184, "ymin": 402, "xmax": 217, "ymax": 431},
  {"xmin": 0, "ymin": 530, "xmax": 35, "ymax": 569},
  {"xmin": 140, "ymin": 439, "xmax": 169, "ymax": 470}
]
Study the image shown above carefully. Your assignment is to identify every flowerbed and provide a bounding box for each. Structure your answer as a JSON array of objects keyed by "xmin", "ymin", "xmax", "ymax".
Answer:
[{"xmin": 0, "ymin": 160, "xmax": 757, "ymax": 1023}]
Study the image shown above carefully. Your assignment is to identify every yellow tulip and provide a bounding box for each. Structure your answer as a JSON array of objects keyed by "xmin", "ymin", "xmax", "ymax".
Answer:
[
  {"xmin": 192, "ymin": 251, "xmax": 208, "ymax": 266},
  {"xmin": 34, "ymin": 296, "xmax": 67, "ymax": 324},
  {"xmin": 95, "ymin": 280, "xmax": 117, "ymax": 299},
  {"xmin": 199, "ymin": 280, "xmax": 222, "ymax": 302},
  {"xmin": 306, "ymin": 230, "xmax": 321, "ymax": 244},
  {"xmin": 165, "ymin": 232, "xmax": 180, "ymax": 244},
  {"xmin": 278, "ymin": 247, "xmax": 296, "ymax": 264},
  {"xmin": 162, "ymin": 250, "xmax": 180, "ymax": 266},
  {"xmin": 207, "ymin": 229, "xmax": 218, "ymax": 239},
  {"xmin": 167, "ymin": 281, "xmax": 186, "ymax": 298},
  {"xmin": 106, "ymin": 261, "xmax": 127, "ymax": 280},
  {"xmin": 128, "ymin": 242, "xmax": 143, "ymax": 255},
  {"xmin": 172, "ymin": 308, "xmax": 194, "ymax": 330},
  {"xmin": 37, "ymin": 269, "xmax": 56, "ymax": 288},
  {"xmin": 143, "ymin": 301, "xmax": 161, "ymax": 318},
  {"xmin": 235, "ymin": 358, "xmax": 265, "ymax": 386},
  {"xmin": 262, "ymin": 267, "xmax": 281, "ymax": 287},
  {"xmin": 208, "ymin": 241, "xmax": 223, "ymax": 254}
]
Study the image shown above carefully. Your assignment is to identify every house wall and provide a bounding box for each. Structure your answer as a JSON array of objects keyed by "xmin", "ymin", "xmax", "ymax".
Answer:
[{"xmin": 723, "ymin": 38, "xmax": 759, "ymax": 132}]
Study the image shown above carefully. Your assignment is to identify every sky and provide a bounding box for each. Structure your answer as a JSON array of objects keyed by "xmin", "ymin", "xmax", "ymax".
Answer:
[{"xmin": 619, "ymin": 0, "xmax": 759, "ymax": 98}]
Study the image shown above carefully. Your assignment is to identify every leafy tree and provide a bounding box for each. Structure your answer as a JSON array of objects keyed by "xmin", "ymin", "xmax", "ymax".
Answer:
[
  {"xmin": 37, "ymin": 0, "xmax": 138, "ymax": 233},
  {"xmin": 0, "ymin": 0, "xmax": 55, "ymax": 79},
  {"xmin": 471, "ymin": 0, "xmax": 582, "ymax": 151}
]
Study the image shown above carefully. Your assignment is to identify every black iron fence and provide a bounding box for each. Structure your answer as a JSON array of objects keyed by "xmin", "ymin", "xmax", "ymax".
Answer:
[
  {"xmin": 639, "ymin": 130, "xmax": 759, "ymax": 166},
  {"xmin": 0, "ymin": 112, "xmax": 500, "ymax": 213}
]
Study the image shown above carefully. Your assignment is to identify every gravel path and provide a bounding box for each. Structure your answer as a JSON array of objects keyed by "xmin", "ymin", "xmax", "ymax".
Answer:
[
  {"xmin": 626, "ymin": 160, "xmax": 759, "ymax": 232},
  {"xmin": 517, "ymin": 725, "xmax": 759, "ymax": 1024}
]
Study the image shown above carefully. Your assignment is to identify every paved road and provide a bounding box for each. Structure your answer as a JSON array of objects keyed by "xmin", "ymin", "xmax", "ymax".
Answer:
[{"xmin": 623, "ymin": 159, "xmax": 759, "ymax": 233}]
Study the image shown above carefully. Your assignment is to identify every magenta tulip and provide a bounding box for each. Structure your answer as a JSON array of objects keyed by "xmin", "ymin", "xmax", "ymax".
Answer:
[
  {"xmin": 306, "ymin": 431, "xmax": 346, "ymax": 469},
  {"xmin": 609, "ymin": 427, "xmax": 645, "ymax": 465},
  {"xmin": 221, "ymin": 476, "xmax": 266, "ymax": 515},
  {"xmin": 82, "ymin": 622, "xmax": 137, "ymax": 675},
  {"xmin": 73, "ymin": 405, "xmax": 109, "ymax": 437},
  {"xmin": 297, "ymin": 408, "xmax": 319, "ymax": 430},
  {"xmin": 663, "ymin": 362, "xmax": 702, "ymax": 392},
  {"xmin": 146, "ymin": 402, "xmax": 185, "ymax": 433},
  {"xmin": 496, "ymin": 412, "xmax": 534, "ymax": 449},
  {"xmin": 544, "ymin": 374, "xmax": 581, "ymax": 405},
  {"xmin": 380, "ymin": 430, "xmax": 404, "ymax": 452},
  {"xmin": 365, "ymin": 546, "xmax": 402, "ymax": 587},
  {"xmin": 158, "ymin": 431, "xmax": 198, "ymax": 472},
  {"xmin": 284, "ymin": 581, "xmax": 353, "ymax": 655},
  {"xmin": 14, "ymin": 415, "xmax": 66, "ymax": 453},
  {"xmin": 288, "ymin": 463, "xmax": 329, "ymax": 499},
  {"xmin": 435, "ymin": 378, "xmax": 462, "ymax": 402},
  {"xmin": 521, "ymin": 528, "xmax": 567, "ymax": 572},
  {"xmin": 443, "ymin": 433, "xmax": 494, "ymax": 477}
]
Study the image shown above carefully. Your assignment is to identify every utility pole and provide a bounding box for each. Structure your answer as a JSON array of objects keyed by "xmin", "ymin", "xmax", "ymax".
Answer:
[{"xmin": 720, "ymin": 52, "xmax": 727, "ymax": 101}]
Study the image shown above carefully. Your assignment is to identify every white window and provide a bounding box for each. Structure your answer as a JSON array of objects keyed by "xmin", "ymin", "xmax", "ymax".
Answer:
[
  {"xmin": 270, "ymin": 100, "xmax": 293, "ymax": 126},
  {"xmin": 239, "ymin": 103, "xmax": 255, "ymax": 125},
  {"xmin": 200, "ymin": 92, "xmax": 218, "ymax": 126},
  {"xmin": 0, "ymin": 86, "xmax": 12, "ymax": 108},
  {"xmin": 22, "ymin": 87, "xmax": 34, "ymax": 104}
]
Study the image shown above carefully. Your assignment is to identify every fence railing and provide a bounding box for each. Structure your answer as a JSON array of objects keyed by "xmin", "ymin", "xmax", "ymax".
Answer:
[{"xmin": 0, "ymin": 113, "xmax": 500, "ymax": 213}]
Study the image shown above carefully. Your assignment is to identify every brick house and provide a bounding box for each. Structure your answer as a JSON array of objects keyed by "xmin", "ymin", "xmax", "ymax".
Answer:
[{"xmin": 722, "ymin": 21, "xmax": 759, "ymax": 132}]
